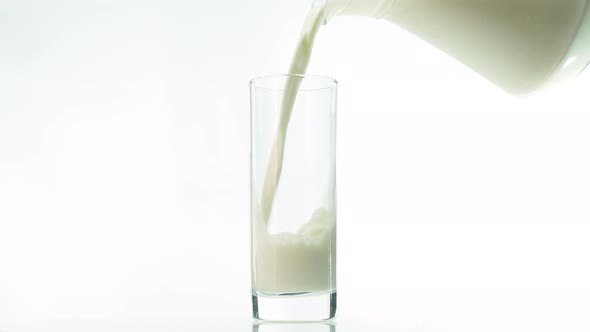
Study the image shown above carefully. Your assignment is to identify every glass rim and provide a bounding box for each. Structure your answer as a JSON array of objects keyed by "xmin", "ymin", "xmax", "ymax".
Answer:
[{"xmin": 250, "ymin": 74, "xmax": 338, "ymax": 92}]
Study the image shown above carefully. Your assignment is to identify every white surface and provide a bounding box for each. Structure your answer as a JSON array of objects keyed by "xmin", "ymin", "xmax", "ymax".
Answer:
[{"xmin": 1, "ymin": 0, "xmax": 590, "ymax": 330}]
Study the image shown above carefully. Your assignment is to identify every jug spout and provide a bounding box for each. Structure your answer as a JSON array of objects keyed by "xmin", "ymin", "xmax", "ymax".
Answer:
[{"xmin": 321, "ymin": 0, "xmax": 395, "ymax": 21}]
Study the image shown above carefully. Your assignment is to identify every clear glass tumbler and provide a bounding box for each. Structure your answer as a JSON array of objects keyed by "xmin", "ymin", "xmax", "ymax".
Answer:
[{"xmin": 250, "ymin": 74, "xmax": 337, "ymax": 321}]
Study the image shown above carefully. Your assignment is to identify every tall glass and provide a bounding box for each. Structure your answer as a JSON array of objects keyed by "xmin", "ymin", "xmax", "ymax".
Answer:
[{"xmin": 250, "ymin": 74, "xmax": 337, "ymax": 321}]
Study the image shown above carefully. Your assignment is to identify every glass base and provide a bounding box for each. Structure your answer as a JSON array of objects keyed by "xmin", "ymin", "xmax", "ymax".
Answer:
[
  {"xmin": 252, "ymin": 291, "xmax": 337, "ymax": 322},
  {"xmin": 253, "ymin": 321, "xmax": 335, "ymax": 332}
]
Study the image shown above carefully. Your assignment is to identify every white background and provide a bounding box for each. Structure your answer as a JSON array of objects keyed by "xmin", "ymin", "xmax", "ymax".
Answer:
[{"xmin": 1, "ymin": 0, "xmax": 590, "ymax": 331}]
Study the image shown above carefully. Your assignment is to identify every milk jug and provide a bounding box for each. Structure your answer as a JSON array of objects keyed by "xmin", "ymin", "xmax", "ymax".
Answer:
[{"xmin": 318, "ymin": 0, "xmax": 590, "ymax": 94}]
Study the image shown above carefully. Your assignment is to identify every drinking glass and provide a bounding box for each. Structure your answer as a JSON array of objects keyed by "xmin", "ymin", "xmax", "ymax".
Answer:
[{"xmin": 250, "ymin": 74, "xmax": 337, "ymax": 321}]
